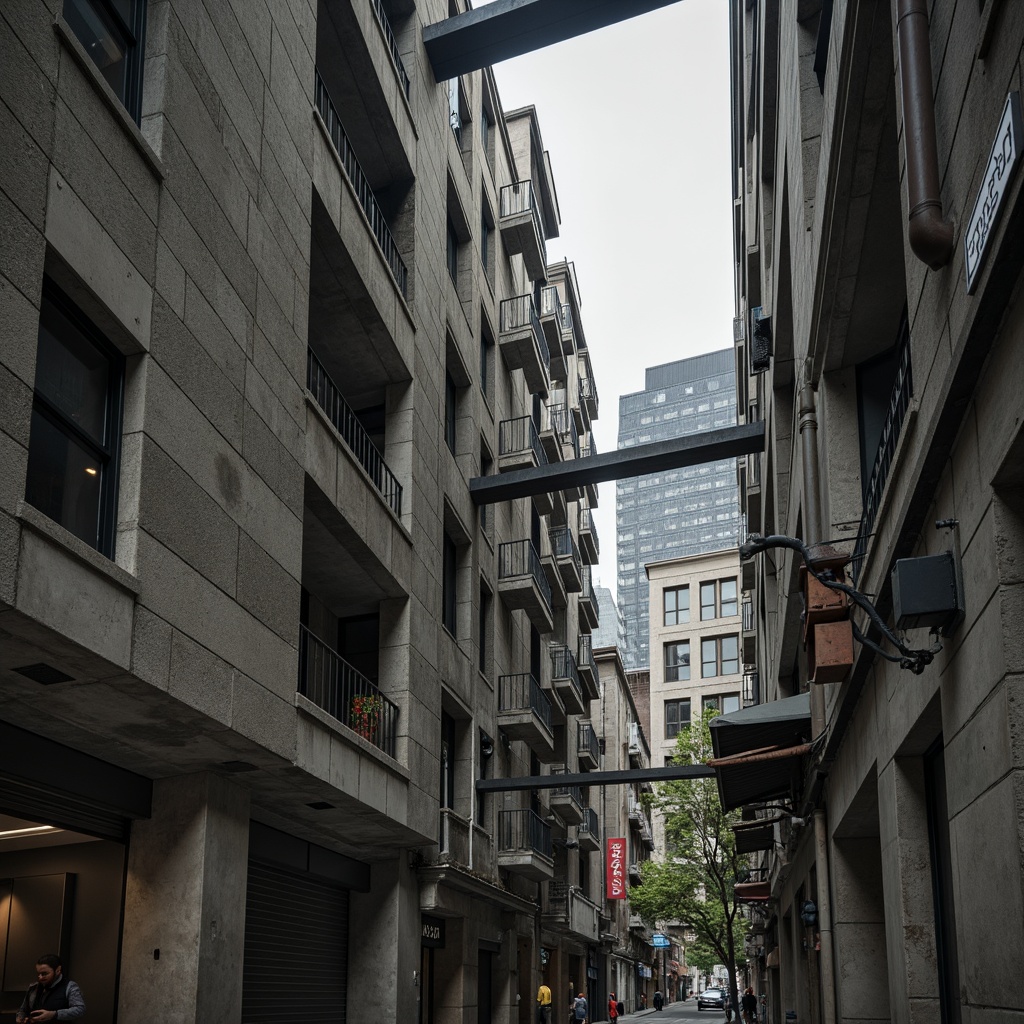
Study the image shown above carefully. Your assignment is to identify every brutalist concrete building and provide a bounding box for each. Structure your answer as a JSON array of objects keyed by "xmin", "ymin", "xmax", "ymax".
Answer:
[
  {"xmin": 0, "ymin": 1, "xmax": 608, "ymax": 1020},
  {"xmin": 616, "ymin": 351, "xmax": 740, "ymax": 669},
  {"xmin": 728, "ymin": 1, "xmax": 1024, "ymax": 1022}
]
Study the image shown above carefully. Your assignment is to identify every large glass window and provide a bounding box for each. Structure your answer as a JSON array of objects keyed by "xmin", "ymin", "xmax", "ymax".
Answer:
[
  {"xmin": 63, "ymin": 0, "xmax": 146, "ymax": 122},
  {"xmin": 664, "ymin": 641, "xmax": 690, "ymax": 682},
  {"xmin": 700, "ymin": 581, "xmax": 716, "ymax": 620},
  {"xmin": 701, "ymin": 635, "xmax": 740, "ymax": 678},
  {"xmin": 25, "ymin": 282, "xmax": 124, "ymax": 557},
  {"xmin": 665, "ymin": 699, "xmax": 690, "ymax": 739},
  {"xmin": 720, "ymin": 578, "xmax": 738, "ymax": 616},
  {"xmin": 664, "ymin": 585, "xmax": 689, "ymax": 625}
]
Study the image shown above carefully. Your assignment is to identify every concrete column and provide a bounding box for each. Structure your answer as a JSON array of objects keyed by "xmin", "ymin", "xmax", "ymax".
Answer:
[
  {"xmin": 877, "ymin": 758, "xmax": 940, "ymax": 1024},
  {"xmin": 118, "ymin": 773, "xmax": 249, "ymax": 1024}
]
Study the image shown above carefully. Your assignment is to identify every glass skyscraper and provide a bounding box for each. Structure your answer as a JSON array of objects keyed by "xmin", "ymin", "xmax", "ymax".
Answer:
[{"xmin": 616, "ymin": 349, "xmax": 740, "ymax": 668}]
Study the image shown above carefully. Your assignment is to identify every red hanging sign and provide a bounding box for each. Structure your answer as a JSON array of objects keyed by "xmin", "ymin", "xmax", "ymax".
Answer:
[{"xmin": 606, "ymin": 837, "xmax": 627, "ymax": 899}]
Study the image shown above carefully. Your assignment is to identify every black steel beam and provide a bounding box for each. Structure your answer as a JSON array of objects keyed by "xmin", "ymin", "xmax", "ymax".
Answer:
[
  {"xmin": 471, "ymin": 421, "xmax": 765, "ymax": 504},
  {"xmin": 476, "ymin": 764, "xmax": 715, "ymax": 793},
  {"xmin": 424, "ymin": 0, "xmax": 686, "ymax": 80}
]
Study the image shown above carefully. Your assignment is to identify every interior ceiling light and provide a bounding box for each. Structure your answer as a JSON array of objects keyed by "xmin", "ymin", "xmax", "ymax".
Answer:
[
  {"xmin": 84, "ymin": 467, "xmax": 98, "ymax": 475},
  {"xmin": 0, "ymin": 825, "xmax": 63, "ymax": 839}
]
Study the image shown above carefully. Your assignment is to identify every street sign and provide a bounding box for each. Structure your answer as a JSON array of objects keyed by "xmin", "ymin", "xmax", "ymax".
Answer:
[{"xmin": 652, "ymin": 933, "xmax": 670, "ymax": 948}]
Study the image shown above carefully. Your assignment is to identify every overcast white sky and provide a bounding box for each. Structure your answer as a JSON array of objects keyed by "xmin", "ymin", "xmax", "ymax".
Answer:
[{"xmin": 487, "ymin": 0, "xmax": 735, "ymax": 598}]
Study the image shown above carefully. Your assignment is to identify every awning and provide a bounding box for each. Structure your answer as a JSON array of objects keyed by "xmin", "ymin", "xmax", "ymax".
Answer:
[
  {"xmin": 709, "ymin": 693, "xmax": 812, "ymax": 810},
  {"xmin": 733, "ymin": 822, "xmax": 775, "ymax": 854},
  {"xmin": 733, "ymin": 880, "xmax": 771, "ymax": 901}
]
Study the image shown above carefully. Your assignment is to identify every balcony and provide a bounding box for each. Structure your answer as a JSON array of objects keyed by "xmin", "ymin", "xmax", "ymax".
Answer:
[
  {"xmin": 499, "ymin": 294, "xmax": 550, "ymax": 395},
  {"xmin": 499, "ymin": 180, "xmax": 547, "ymax": 281},
  {"xmin": 549, "ymin": 527, "xmax": 583, "ymax": 593},
  {"xmin": 628, "ymin": 913, "xmax": 647, "ymax": 932},
  {"xmin": 498, "ymin": 674, "xmax": 556, "ymax": 761},
  {"xmin": 742, "ymin": 594, "xmax": 755, "ymax": 663},
  {"xmin": 742, "ymin": 669, "xmax": 760, "ymax": 708},
  {"xmin": 628, "ymin": 722, "xmax": 650, "ymax": 769},
  {"xmin": 308, "ymin": 349, "xmax": 403, "ymax": 517},
  {"xmin": 550, "ymin": 644, "xmax": 585, "ymax": 716},
  {"xmin": 578, "ymin": 721, "xmax": 600, "ymax": 770},
  {"xmin": 578, "ymin": 566, "xmax": 599, "ymax": 632},
  {"xmin": 497, "ymin": 808, "xmax": 554, "ymax": 880},
  {"xmin": 578, "ymin": 438, "xmax": 599, "ymax": 508},
  {"xmin": 628, "ymin": 795, "xmax": 644, "ymax": 826},
  {"xmin": 298, "ymin": 624, "xmax": 399, "ymax": 758},
  {"xmin": 558, "ymin": 302, "xmax": 575, "ymax": 358},
  {"xmin": 539, "ymin": 287, "xmax": 566, "ymax": 378},
  {"xmin": 314, "ymin": 71, "xmax": 407, "ymax": 298},
  {"xmin": 745, "ymin": 452, "xmax": 762, "ymax": 534},
  {"xmin": 640, "ymin": 815, "xmax": 655, "ymax": 851},
  {"xmin": 579, "ymin": 373, "xmax": 599, "ymax": 421},
  {"xmin": 543, "ymin": 880, "xmax": 601, "ymax": 941},
  {"xmin": 498, "ymin": 540, "xmax": 554, "ymax": 634},
  {"xmin": 539, "ymin": 400, "xmax": 578, "ymax": 463},
  {"xmin": 438, "ymin": 807, "xmax": 470, "ymax": 866},
  {"xmin": 577, "ymin": 806, "xmax": 600, "ymax": 852},
  {"xmin": 499, "ymin": 415, "xmax": 553, "ymax": 515},
  {"xmin": 628, "ymin": 862, "xmax": 644, "ymax": 885},
  {"xmin": 576, "ymin": 635, "xmax": 600, "ymax": 700},
  {"xmin": 549, "ymin": 768, "xmax": 584, "ymax": 825},
  {"xmin": 577, "ymin": 505, "xmax": 599, "ymax": 565},
  {"xmin": 540, "ymin": 534, "xmax": 568, "ymax": 610},
  {"xmin": 369, "ymin": 0, "xmax": 410, "ymax": 98}
]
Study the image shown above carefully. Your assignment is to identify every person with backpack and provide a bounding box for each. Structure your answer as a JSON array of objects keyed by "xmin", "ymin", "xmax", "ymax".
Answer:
[{"xmin": 572, "ymin": 991, "xmax": 588, "ymax": 1023}]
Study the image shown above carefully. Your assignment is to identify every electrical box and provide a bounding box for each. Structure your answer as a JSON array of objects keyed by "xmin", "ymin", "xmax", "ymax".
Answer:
[{"xmin": 891, "ymin": 552, "xmax": 962, "ymax": 631}]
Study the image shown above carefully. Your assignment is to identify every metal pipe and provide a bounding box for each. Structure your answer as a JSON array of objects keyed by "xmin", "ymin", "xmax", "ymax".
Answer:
[
  {"xmin": 814, "ymin": 809, "xmax": 837, "ymax": 1024},
  {"xmin": 896, "ymin": 0, "xmax": 954, "ymax": 269}
]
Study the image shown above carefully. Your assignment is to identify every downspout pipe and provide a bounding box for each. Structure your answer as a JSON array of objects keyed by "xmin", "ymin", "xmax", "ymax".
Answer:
[{"xmin": 896, "ymin": 0, "xmax": 954, "ymax": 269}]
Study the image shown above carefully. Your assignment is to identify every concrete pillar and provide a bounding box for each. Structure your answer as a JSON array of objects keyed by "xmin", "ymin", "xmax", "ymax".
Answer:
[
  {"xmin": 118, "ymin": 773, "xmax": 249, "ymax": 1024},
  {"xmin": 877, "ymin": 758, "xmax": 940, "ymax": 1024}
]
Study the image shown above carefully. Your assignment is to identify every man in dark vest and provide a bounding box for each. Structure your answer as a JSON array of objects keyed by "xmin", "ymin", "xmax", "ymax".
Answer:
[{"xmin": 16, "ymin": 953, "xmax": 86, "ymax": 1022}]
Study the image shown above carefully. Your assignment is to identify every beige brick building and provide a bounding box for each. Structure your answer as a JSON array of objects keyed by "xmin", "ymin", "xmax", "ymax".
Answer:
[{"xmin": 0, "ymin": 1, "xmax": 609, "ymax": 1020}]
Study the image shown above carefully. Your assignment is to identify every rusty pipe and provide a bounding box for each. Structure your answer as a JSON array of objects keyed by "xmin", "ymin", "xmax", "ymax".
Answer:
[{"xmin": 896, "ymin": 0, "xmax": 954, "ymax": 269}]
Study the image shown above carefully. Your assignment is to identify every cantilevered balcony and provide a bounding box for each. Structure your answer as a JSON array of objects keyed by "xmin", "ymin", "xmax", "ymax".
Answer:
[
  {"xmin": 579, "ymin": 373, "xmax": 598, "ymax": 421},
  {"xmin": 540, "ymin": 401, "xmax": 578, "ymax": 463},
  {"xmin": 499, "ymin": 180, "xmax": 547, "ymax": 281},
  {"xmin": 578, "ymin": 721, "xmax": 600, "ymax": 770},
  {"xmin": 308, "ymin": 349, "xmax": 403, "ymax": 516},
  {"xmin": 578, "ymin": 566, "xmax": 599, "ymax": 632},
  {"xmin": 578, "ymin": 438, "xmax": 599, "ymax": 508},
  {"xmin": 549, "ymin": 768, "xmax": 584, "ymax": 825},
  {"xmin": 628, "ymin": 722, "xmax": 649, "ymax": 769},
  {"xmin": 577, "ymin": 806, "xmax": 600, "ymax": 852},
  {"xmin": 500, "ymin": 294, "xmax": 550, "ymax": 395},
  {"xmin": 550, "ymin": 644, "xmax": 585, "ymax": 716},
  {"xmin": 497, "ymin": 808, "xmax": 553, "ymax": 880},
  {"xmin": 577, "ymin": 505, "xmax": 599, "ymax": 565},
  {"xmin": 369, "ymin": 0, "xmax": 411, "ymax": 98},
  {"xmin": 499, "ymin": 540, "xmax": 553, "ymax": 634},
  {"xmin": 742, "ymin": 594, "xmax": 755, "ymax": 664},
  {"xmin": 498, "ymin": 674, "xmax": 556, "ymax": 761},
  {"xmin": 628, "ymin": 863, "xmax": 644, "ymax": 886},
  {"xmin": 558, "ymin": 302, "xmax": 575, "ymax": 358},
  {"xmin": 549, "ymin": 527, "xmax": 583, "ymax": 593},
  {"xmin": 314, "ymin": 71, "xmax": 408, "ymax": 298},
  {"xmin": 628, "ymin": 794, "xmax": 644, "ymax": 826},
  {"xmin": 541, "ymin": 533, "xmax": 568, "ymax": 610},
  {"xmin": 640, "ymin": 815, "xmax": 655, "ymax": 851},
  {"xmin": 538, "ymin": 287, "xmax": 565, "ymax": 377},
  {"xmin": 499, "ymin": 416, "xmax": 553, "ymax": 515},
  {"xmin": 576, "ymin": 634, "xmax": 600, "ymax": 700},
  {"xmin": 298, "ymin": 624, "xmax": 399, "ymax": 758},
  {"xmin": 543, "ymin": 880, "xmax": 601, "ymax": 941}
]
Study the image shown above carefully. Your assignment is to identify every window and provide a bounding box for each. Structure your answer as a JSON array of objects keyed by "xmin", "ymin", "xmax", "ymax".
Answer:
[
  {"xmin": 478, "ymin": 581, "xmax": 492, "ymax": 675},
  {"xmin": 479, "ymin": 442, "xmax": 492, "ymax": 535},
  {"xmin": 720, "ymin": 578, "xmax": 738, "ymax": 616},
  {"xmin": 444, "ymin": 372, "xmax": 458, "ymax": 454},
  {"xmin": 447, "ymin": 78, "xmax": 462, "ymax": 145},
  {"xmin": 664, "ymin": 641, "xmax": 690, "ymax": 682},
  {"xmin": 480, "ymin": 107, "xmax": 490, "ymax": 151},
  {"xmin": 25, "ymin": 281, "xmax": 125, "ymax": 558},
  {"xmin": 480, "ymin": 213, "xmax": 489, "ymax": 267},
  {"xmin": 446, "ymin": 219, "xmax": 459, "ymax": 284},
  {"xmin": 702, "ymin": 693, "xmax": 740, "ymax": 716},
  {"xmin": 63, "ymin": 0, "xmax": 146, "ymax": 122},
  {"xmin": 665, "ymin": 699, "xmax": 690, "ymax": 739},
  {"xmin": 664, "ymin": 585, "xmax": 689, "ymax": 625},
  {"xmin": 442, "ymin": 533, "xmax": 458, "ymax": 635},
  {"xmin": 701, "ymin": 635, "xmax": 739, "ymax": 677},
  {"xmin": 700, "ymin": 582, "xmax": 716, "ymax": 620}
]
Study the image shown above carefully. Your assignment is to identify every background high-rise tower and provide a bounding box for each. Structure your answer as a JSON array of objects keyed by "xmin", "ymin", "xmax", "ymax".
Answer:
[{"xmin": 615, "ymin": 349, "xmax": 740, "ymax": 668}]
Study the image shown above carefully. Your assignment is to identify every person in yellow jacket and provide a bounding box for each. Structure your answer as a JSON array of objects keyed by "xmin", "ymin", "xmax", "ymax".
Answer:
[{"xmin": 537, "ymin": 982, "xmax": 552, "ymax": 1024}]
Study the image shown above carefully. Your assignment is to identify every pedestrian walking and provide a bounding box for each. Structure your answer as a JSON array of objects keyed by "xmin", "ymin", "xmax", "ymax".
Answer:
[
  {"xmin": 16, "ymin": 954, "xmax": 85, "ymax": 1022},
  {"xmin": 653, "ymin": 989, "xmax": 664, "ymax": 1011},
  {"xmin": 572, "ymin": 991, "xmax": 588, "ymax": 1024},
  {"xmin": 608, "ymin": 992, "xmax": 619, "ymax": 1021},
  {"xmin": 537, "ymin": 981, "xmax": 553, "ymax": 1024},
  {"xmin": 741, "ymin": 988, "xmax": 758, "ymax": 1024}
]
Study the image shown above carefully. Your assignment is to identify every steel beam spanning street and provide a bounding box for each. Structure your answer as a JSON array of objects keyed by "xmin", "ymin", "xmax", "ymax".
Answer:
[
  {"xmin": 476, "ymin": 764, "xmax": 716, "ymax": 793},
  {"xmin": 423, "ymin": 0, "xmax": 686, "ymax": 80},
  {"xmin": 470, "ymin": 421, "xmax": 765, "ymax": 504}
]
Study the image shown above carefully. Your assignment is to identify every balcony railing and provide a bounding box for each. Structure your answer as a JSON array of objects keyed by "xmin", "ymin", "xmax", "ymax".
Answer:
[
  {"xmin": 499, "ymin": 415, "xmax": 548, "ymax": 465},
  {"xmin": 578, "ymin": 633, "xmax": 599, "ymax": 681},
  {"xmin": 499, "ymin": 540, "xmax": 553, "ymax": 607},
  {"xmin": 498, "ymin": 808, "xmax": 552, "ymax": 858},
  {"xmin": 314, "ymin": 70, "xmax": 408, "ymax": 297},
  {"xmin": 550, "ymin": 526, "xmax": 582, "ymax": 567},
  {"xmin": 298, "ymin": 624, "xmax": 398, "ymax": 757},
  {"xmin": 580, "ymin": 565, "xmax": 594, "ymax": 602},
  {"xmin": 743, "ymin": 669, "xmax": 760, "ymax": 706},
  {"xmin": 540, "ymin": 285, "xmax": 560, "ymax": 318},
  {"xmin": 500, "ymin": 180, "xmax": 547, "ymax": 259},
  {"xmin": 742, "ymin": 594, "xmax": 753, "ymax": 631},
  {"xmin": 579, "ymin": 375, "xmax": 598, "ymax": 412},
  {"xmin": 579, "ymin": 805, "xmax": 599, "ymax": 839},
  {"xmin": 500, "ymin": 295, "xmax": 550, "ymax": 368},
  {"xmin": 629, "ymin": 721, "xmax": 650, "ymax": 761},
  {"xmin": 499, "ymin": 673, "xmax": 553, "ymax": 732},
  {"xmin": 578, "ymin": 721, "xmax": 600, "ymax": 764},
  {"xmin": 579, "ymin": 505, "xmax": 599, "ymax": 548},
  {"xmin": 550, "ymin": 769, "xmax": 584, "ymax": 808},
  {"xmin": 852, "ymin": 321, "xmax": 913, "ymax": 580},
  {"xmin": 307, "ymin": 349, "xmax": 403, "ymax": 516},
  {"xmin": 369, "ymin": 0, "xmax": 410, "ymax": 98},
  {"xmin": 546, "ymin": 403, "xmax": 578, "ymax": 456},
  {"xmin": 551, "ymin": 645, "xmax": 583, "ymax": 702},
  {"xmin": 558, "ymin": 303, "xmax": 573, "ymax": 337}
]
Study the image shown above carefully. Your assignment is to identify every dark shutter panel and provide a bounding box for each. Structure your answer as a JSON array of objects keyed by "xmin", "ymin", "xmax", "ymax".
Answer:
[
  {"xmin": 242, "ymin": 860, "xmax": 349, "ymax": 1023},
  {"xmin": 0, "ymin": 775, "xmax": 130, "ymax": 841}
]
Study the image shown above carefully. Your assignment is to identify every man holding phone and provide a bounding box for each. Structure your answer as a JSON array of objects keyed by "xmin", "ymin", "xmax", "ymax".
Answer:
[{"xmin": 16, "ymin": 954, "xmax": 85, "ymax": 1022}]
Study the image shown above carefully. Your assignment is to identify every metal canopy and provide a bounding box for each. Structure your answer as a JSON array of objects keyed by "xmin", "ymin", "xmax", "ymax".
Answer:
[
  {"xmin": 424, "ymin": 0, "xmax": 687, "ymax": 81},
  {"xmin": 476, "ymin": 763, "xmax": 714, "ymax": 793},
  {"xmin": 472, "ymin": 421, "xmax": 765, "ymax": 504}
]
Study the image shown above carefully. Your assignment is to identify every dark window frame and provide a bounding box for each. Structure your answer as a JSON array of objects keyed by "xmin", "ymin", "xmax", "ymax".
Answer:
[
  {"xmin": 664, "ymin": 640, "xmax": 690, "ymax": 682},
  {"xmin": 442, "ymin": 532, "xmax": 458, "ymax": 636},
  {"xmin": 663, "ymin": 585, "xmax": 690, "ymax": 626},
  {"xmin": 665, "ymin": 698, "xmax": 690, "ymax": 739},
  {"xmin": 444, "ymin": 371, "xmax": 458, "ymax": 454},
  {"xmin": 700, "ymin": 581, "xmax": 717, "ymax": 620},
  {"xmin": 446, "ymin": 218, "xmax": 459, "ymax": 284},
  {"xmin": 701, "ymin": 634, "xmax": 740, "ymax": 678}
]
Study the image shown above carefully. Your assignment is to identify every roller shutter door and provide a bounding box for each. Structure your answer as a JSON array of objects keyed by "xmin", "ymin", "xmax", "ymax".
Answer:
[
  {"xmin": 242, "ymin": 859, "xmax": 349, "ymax": 1023},
  {"xmin": 0, "ymin": 773, "xmax": 131, "ymax": 842}
]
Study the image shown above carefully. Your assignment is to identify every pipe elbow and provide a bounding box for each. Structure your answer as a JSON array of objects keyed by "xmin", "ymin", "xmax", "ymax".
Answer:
[{"xmin": 908, "ymin": 203, "xmax": 954, "ymax": 270}]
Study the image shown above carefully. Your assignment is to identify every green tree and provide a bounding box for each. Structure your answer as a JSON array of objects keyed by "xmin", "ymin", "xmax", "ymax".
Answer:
[{"xmin": 627, "ymin": 711, "xmax": 745, "ymax": 1009}]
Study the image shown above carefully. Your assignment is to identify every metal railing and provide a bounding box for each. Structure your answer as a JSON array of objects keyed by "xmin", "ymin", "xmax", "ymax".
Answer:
[
  {"xmin": 742, "ymin": 594, "xmax": 753, "ymax": 631},
  {"xmin": 498, "ymin": 808, "xmax": 552, "ymax": 858},
  {"xmin": 629, "ymin": 720, "xmax": 650, "ymax": 760},
  {"xmin": 579, "ymin": 805, "xmax": 599, "ymax": 838},
  {"xmin": 314, "ymin": 70, "xmax": 408, "ymax": 297},
  {"xmin": 579, "ymin": 375, "xmax": 598, "ymax": 412},
  {"xmin": 550, "ymin": 768, "xmax": 584, "ymax": 809},
  {"xmin": 558, "ymin": 303, "xmax": 573, "ymax": 338},
  {"xmin": 499, "ymin": 415, "xmax": 548, "ymax": 465},
  {"xmin": 499, "ymin": 673, "xmax": 553, "ymax": 732},
  {"xmin": 307, "ymin": 349, "xmax": 403, "ymax": 516},
  {"xmin": 499, "ymin": 294, "xmax": 550, "ymax": 369},
  {"xmin": 549, "ymin": 526, "xmax": 582, "ymax": 569},
  {"xmin": 369, "ymin": 0, "xmax": 410, "ymax": 97},
  {"xmin": 550, "ymin": 645, "xmax": 583, "ymax": 702},
  {"xmin": 578, "ymin": 721, "xmax": 600, "ymax": 764},
  {"xmin": 498, "ymin": 540, "xmax": 553, "ymax": 608},
  {"xmin": 546, "ymin": 402, "xmax": 578, "ymax": 456},
  {"xmin": 742, "ymin": 669, "xmax": 760, "ymax": 707},
  {"xmin": 852, "ymin": 322, "xmax": 913, "ymax": 580},
  {"xmin": 298, "ymin": 624, "xmax": 398, "ymax": 757},
  {"xmin": 499, "ymin": 180, "xmax": 547, "ymax": 262},
  {"xmin": 578, "ymin": 505, "xmax": 599, "ymax": 551},
  {"xmin": 577, "ymin": 634, "xmax": 599, "ymax": 682},
  {"xmin": 540, "ymin": 285, "xmax": 560, "ymax": 318}
]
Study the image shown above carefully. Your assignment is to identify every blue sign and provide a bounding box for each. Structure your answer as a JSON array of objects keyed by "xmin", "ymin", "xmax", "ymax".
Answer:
[{"xmin": 652, "ymin": 933, "xmax": 671, "ymax": 948}]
